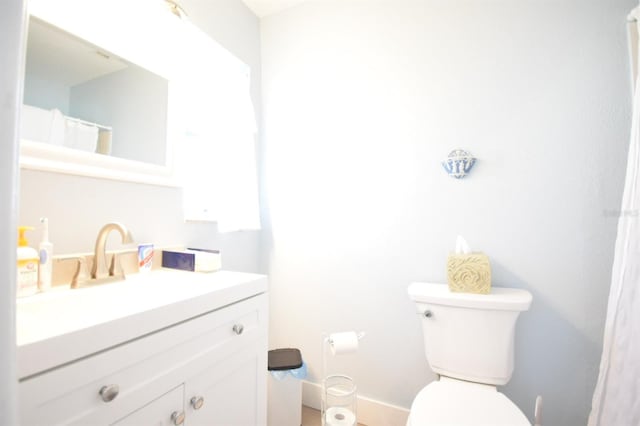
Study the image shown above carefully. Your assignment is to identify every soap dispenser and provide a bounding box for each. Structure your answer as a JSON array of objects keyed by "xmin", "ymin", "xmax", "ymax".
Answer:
[{"xmin": 17, "ymin": 226, "xmax": 39, "ymax": 297}]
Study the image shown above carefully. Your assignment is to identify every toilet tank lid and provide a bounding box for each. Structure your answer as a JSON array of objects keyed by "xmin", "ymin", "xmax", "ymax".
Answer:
[{"xmin": 408, "ymin": 282, "xmax": 532, "ymax": 311}]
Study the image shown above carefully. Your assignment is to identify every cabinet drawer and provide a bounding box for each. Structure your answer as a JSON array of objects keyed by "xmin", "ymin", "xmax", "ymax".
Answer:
[
  {"xmin": 19, "ymin": 293, "xmax": 267, "ymax": 425},
  {"xmin": 112, "ymin": 385, "xmax": 185, "ymax": 426}
]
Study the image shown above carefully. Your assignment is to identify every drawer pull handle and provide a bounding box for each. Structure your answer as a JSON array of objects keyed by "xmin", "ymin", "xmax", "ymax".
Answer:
[
  {"xmin": 99, "ymin": 384, "xmax": 119, "ymax": 403},
  {"xmin": 232, "ymin": 324, "xmax": 244, "ymax": 335},
  {"xmin": 191, "ymin": 396, "xmax": 205, "ymax": 410},
  {"xmin": 171, "ymin": 411, "xmax": 186, "ymax": 425}
]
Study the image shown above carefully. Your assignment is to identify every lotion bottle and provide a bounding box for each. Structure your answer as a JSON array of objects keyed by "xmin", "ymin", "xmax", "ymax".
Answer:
[
  {"xmin": 38, "ymin": 217, "xmax": 53, "ymax": 291},
  {"xmin": 17, "ymin": 226, "xmax": 39, "ymax": 298}
]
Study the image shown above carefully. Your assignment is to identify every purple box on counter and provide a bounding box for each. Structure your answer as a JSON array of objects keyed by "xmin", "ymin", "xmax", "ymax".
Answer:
[{"xmin": 161, "ymin": 248, "xmax": 221, "ymax": 272}]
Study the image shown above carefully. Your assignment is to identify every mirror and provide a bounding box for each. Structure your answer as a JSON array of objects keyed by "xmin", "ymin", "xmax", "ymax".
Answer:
[
  {"xmin": 23, "ymin": 18, "xmax": 169, "ymax": 167},
  {"xmin": 19, "ymin": 0, "xmax": 185, "ymax": 186},
  {"xmin": 20, "ymin": 0, "xmax": 254, "ymax": 189}
]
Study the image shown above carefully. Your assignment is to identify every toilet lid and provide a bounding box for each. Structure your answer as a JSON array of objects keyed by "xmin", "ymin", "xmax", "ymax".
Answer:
[{"xmin": 409, "ymin": 380, "xmax": 530, "ymax": 426}]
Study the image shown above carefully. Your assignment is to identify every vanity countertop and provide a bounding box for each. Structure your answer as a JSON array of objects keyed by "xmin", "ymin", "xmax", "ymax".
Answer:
[{"xmin": 17, "ymin": 269, "xmax": 267, "ymax": 379}]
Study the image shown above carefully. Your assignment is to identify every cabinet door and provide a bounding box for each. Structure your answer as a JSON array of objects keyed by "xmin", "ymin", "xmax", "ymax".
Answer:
[
  {"xmin": 112, "ymin": 385, "xmax": 185, "ymax": 426},
  {"xmin": 185, "ymin": 341, "xmax": 266, "ymax": 426}
]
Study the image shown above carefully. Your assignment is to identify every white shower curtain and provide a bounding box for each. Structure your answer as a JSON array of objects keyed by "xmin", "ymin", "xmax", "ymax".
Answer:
[{"xmin": 588, "ymin": 11, "xmax": 640, "ymax": 426}]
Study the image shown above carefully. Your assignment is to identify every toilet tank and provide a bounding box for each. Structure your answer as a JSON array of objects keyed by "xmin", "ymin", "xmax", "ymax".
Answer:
[{"xmin": 408, "ymin": 282, "xmax": 532, "ymax": 386}]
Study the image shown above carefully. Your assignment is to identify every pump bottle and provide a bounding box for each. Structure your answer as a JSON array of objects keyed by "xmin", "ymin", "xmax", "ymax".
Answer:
[
  {"xmin": 17, "ymin": 226, "xmax": 39, "ymax": 297},
  {"xmin": 38, "ymin": 217, "xmax": 53, "ymax": 291}
]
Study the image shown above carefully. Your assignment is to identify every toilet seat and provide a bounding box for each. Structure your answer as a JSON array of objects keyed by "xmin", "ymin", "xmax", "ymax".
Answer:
[{"xmin": 408, "ymin": 378, "xmax": 530, "ymax": 426}]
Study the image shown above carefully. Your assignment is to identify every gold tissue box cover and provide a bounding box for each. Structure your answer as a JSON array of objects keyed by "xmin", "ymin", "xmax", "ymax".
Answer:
[{"xmin": 447, "ymin": 252, "xmax": 491, "ymax": 294}]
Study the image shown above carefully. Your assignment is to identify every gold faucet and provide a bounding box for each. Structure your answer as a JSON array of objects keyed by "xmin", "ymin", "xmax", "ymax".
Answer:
[{"xmin": 90, "ymin": 222, "xmax": 134, "ymax": 280}]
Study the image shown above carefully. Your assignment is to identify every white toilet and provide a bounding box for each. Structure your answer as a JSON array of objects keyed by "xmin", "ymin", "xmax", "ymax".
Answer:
[{"xmin": 407, "ymin": 282, "xmax": 533, "ymax": 426}]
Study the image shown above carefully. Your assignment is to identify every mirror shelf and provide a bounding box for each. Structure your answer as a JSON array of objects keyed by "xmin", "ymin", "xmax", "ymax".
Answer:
[{"xmin": 20, "ymin": 140, "xmax": 178, "ymax": 187}]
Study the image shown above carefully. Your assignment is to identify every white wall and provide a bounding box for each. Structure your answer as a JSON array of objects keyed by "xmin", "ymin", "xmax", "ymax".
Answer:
[
  {"xmin": 19, "ymin": 0, "xmax": 262, "ymax": 273},
  {"xmin": 261, "ymin": 0, "xmax": 635, "ymax": 424},
  {"xmin": 0, "ymin": 0, "xmax": 26, "ymax": 422}
]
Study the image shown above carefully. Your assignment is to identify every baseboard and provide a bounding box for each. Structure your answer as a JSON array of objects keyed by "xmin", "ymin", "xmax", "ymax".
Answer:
[{"xmin": 302, "ymin": 380, "xmax": 410, "ymax": 426}]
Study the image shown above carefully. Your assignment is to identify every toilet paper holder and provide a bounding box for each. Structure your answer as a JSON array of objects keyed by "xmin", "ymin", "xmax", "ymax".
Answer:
[
  {"xmin": 322, "ymin": 331, "xmax": 365, "ymax": 368},
  {"xmin": 321, "ymin": 331, "xmax": 365, "ymax": 426}
]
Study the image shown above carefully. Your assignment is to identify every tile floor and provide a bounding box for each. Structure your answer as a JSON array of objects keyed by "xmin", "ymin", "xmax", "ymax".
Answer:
[
  {"xmin": 301, "ymin": 405, "xmax": 366, "ymax": 426},
  {"xmin": 301, "ymin": 405, "xmax": 321, "ymax": 426}
]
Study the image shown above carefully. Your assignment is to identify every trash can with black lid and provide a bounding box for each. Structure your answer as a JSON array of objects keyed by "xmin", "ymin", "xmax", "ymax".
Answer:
[{"xmin": 268, "ymin": 348, "xmax": 307, "ymax": 426}]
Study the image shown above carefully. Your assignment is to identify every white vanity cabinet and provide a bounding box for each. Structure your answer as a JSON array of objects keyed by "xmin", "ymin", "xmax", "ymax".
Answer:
[{"xmin": 17, "ymin": 270, "xmax": 268, "ymax": 426}]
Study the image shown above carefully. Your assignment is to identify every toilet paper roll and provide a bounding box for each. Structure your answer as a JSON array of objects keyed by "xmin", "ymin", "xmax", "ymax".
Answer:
[
  {"xmin": 329, "ymin": 332, "xmax": 359, "ymax": 356},
  {"xmin": 325, "ymin": 407, "xmax": 356, "ymax": 426}
]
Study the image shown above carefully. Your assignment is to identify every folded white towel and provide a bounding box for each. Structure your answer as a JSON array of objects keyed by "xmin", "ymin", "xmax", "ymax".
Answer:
[
  {"xmin": 48, "ymin": 109, "xmax": 65, "ymax": 146},
  {"xmin": 20, "ymin": 105, "xmax": 70, "ymax": 147},
  {"xmin": 20, "ymin": 104, "xmax": 52, "ymax": 143},
  {"xmin": 64, "ymin": 119, "xmax": 98, "ymax": 152}
]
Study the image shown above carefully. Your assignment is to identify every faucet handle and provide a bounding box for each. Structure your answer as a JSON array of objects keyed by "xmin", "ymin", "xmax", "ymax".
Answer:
[
  {"xmin": 71, "ymin": 257, "xmax": 89, "ymax": 289},
  {"xmin": 108, "ymin": 253, "xmax": 125, "ymax": 279},
  {"xmin": 57, "ymin": 256, "xmax": 88, "ymax": 289}
]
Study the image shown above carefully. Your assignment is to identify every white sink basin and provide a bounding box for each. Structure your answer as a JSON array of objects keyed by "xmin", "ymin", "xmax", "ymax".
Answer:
[{"xmin": 17, "ymin": 269, "xmax": 267, "ymax": 379}]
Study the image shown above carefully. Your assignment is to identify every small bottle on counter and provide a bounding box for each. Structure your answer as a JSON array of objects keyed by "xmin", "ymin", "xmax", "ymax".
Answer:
[
  {"xmin": 17, "ymin": 226, "xmax": 39, "ymax": 298},
  {"xmin": 38, "ymin": 217, "xmax": 53, "ymax": 291}
]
